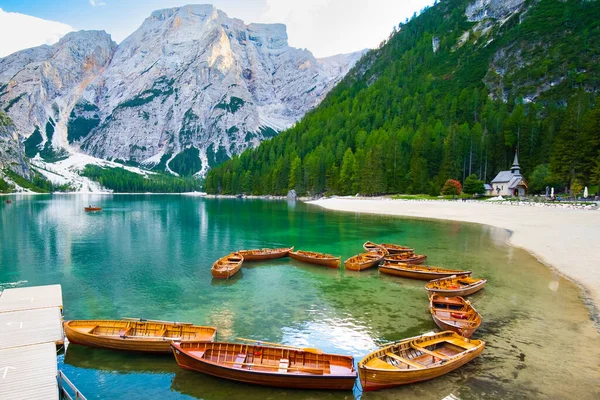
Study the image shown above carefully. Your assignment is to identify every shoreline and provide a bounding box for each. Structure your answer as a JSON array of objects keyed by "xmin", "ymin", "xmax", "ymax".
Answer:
[{"xmin": 308, "ymin": 197, "xmax": 600, "ymax": 328}]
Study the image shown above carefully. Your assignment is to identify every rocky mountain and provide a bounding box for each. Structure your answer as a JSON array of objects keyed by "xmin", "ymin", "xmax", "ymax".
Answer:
[
  {"xmin": 0, "ymin": 112, "xmax": 28, "ymax": 177},
  {"xmin": 0, "ymin": 4, "xmax": 364, "ymax": 178},
  {"xmin": 206, "ymin": 0, "xmax": 600, "ymax": 196}
]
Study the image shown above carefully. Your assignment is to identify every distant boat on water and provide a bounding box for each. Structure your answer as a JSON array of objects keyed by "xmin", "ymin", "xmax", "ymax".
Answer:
[
  {"xmin": 238, "ymin": 247, "xmax": 293, "ymax": 261},
  {"xmin": 84, "ymin": 206, "xmax": 102, "ymax": 212}
]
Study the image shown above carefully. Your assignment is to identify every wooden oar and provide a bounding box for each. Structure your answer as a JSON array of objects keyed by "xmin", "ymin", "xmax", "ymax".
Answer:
[
  {"xmin": 236, "ymin": 338, "xmax": 323, "ymax": 355},
  {"xmin": 220, "ymin": 361, "xmax": 324, "ymax": 375},
  {"xmin": 121, "ymin": 317, "xmax": 193, "ymax": 325}
]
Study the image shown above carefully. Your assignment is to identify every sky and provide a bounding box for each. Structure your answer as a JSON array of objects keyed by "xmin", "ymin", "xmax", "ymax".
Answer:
[{"xmin": 0, "ymin": 0, "xmax": 435, "ymax": 58}]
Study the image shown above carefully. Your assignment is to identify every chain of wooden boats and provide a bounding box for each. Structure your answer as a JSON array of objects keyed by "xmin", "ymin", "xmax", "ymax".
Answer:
[
  {"xmin": 238, "ymin": 247, "xmax": 294, "ymax": 261},
  {"xmin": 358, "ymin": 331, "xmax": 485, "ymax": 391},
  {"xmin": 384, "ymin": 253, "xmax": 428, "ymax": 265},
  {"xmin": 425, "ymin": 275, "xmax": 487, "ymax": 297},
  {"xmin": 289, "ymin": 250, "xmax": 341, "ymax": 269},
  {"xmin": 363, "ymin": 241, "xmax": 388, "ymax": 254},
  {"xmin": 344, "ymin": 250, "xmax": 385, "ymax": 271},
  {"xmin": 84, "ymin": 206, "xmax": 102, "ymax": 212},
  {"xmin": 429, "ymin": 295, "xmax": 482, "ymax": 338},
  {"xmin": 363, "ymin": 241, "xmax": 414, "ymax": 255},
  {"xmin": 211, "ymin": 252, "xmax": 244, "ymax": 279},
  {"xmin": 379, "ymin": 263, "xmax": 472, "ymax": 280},
  {"xmin": 171, "ymin": 341, "xmax": 357, "ymax": 390},
  {"xmin": 64, "ymin": 319, "xmax": 217, "ymax": 353}
]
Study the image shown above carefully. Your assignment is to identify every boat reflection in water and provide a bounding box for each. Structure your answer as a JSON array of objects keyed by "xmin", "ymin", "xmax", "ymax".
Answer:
[
  {"xmin": 211, "ymin": 270, "xmax": 244, "ymax": 286},
  {"xmin": 170, "ymin": 368, "xmax": 358, "ymax": 400},
  {"xmin": 63, "ymin": 343, "xmax": 178, "ymax": 375}
]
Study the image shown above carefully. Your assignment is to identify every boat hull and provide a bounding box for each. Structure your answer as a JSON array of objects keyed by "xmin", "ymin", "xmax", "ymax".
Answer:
[
  {"xmin": 211, "ymin": 253, "xmax": 244, "ymax": 279},
  {"xmin": 380, "ymin": 244, "xmax": 414, "ymax": 254},
  {"xmin": 345, "ymin": 258, "xmax": 381, "ymax": 271},
  {"xmin": 171, "ymin": 342, "xmax": 356, "ymax": 390},
  {"xmin": 430, "ymin": 295, "xmax": 481, "ymax": 338},
  {"xmin": 379, "ymin": 265, "xmax": 472, "ymax": 280},
  {"xmin": 64, "ymin": 320, "xmax": 216, "ymax": 353},
  {"xmin": 359, "ymin": 344, "xmax": 484, "ymax": 390},
  {"xmin": 358, "ymin": 332, "xmax": 485, "ymax": 391},
  {"xmin": 425, "ymin": 280, "xmax": 486, "ymax": 297},
  {"xmin": 289, "ymin": 252, "xmax": 340, "ymax": 269},
  {"xmin": 431, "ymin": 315, "xmax": 477, "ymax": 338},
  {"xmin": 384, "ymin": 255, "xmax": 427, "ymax": 265},
  {"xmin": 239, "ymin": 247, "xmax": 293, "ymax": 261}
]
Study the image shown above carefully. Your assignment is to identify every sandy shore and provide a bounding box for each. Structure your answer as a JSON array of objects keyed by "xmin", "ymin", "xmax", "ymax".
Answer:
[{"xmin": 309, "ymin": 198, "xmax": 600, "ymax": 325}]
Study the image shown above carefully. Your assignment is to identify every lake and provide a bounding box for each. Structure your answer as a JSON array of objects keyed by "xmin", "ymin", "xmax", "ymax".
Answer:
[{"xmin": 1, "ymin": 195, "xmax": 598, "ymax": 399}]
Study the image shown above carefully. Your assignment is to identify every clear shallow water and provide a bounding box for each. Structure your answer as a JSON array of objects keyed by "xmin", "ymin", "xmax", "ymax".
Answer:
[{"xmin": 0, "ymin": 195, "xmax": 598, "ymax": 400}]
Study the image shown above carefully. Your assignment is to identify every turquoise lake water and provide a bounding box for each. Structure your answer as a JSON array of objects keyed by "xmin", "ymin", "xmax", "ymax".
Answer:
[{"xmin": 0, "ymin": 195, "xmax": 598, "ymax": 399}]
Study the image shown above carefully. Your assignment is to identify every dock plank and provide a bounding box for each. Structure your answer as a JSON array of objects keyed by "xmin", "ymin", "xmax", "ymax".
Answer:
[
  {"xmin": 0, "ymin": 342, "xmax": 59, "ymax": 400},
  {"xmin": 0, "ymin": 308, "xmax": 63, "ymax": 349},
  {"xmin": 0, "ymin": 284, "xmax": 62, "ymax": 312}
]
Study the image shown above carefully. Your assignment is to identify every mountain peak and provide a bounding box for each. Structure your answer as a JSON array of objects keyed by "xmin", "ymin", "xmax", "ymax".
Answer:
[{"xmin": 149, "ymin": 4, "xmax": 219, "ymax": 21}]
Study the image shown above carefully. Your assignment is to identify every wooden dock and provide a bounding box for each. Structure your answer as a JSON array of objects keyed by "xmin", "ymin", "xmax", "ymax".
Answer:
[{"xmin": 0, "ymin": 284, "xmax": 64, "ymax": 400}]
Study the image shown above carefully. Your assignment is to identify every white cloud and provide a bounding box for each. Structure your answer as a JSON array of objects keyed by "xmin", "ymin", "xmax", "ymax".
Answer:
[
  {"xmin": 89, "ymin": 0, "xmax": 106, "ymax": 6},
  {"xmin": 0, "ymin": 8, "xmax": 74, "ymax": 58},
  {"xmin": 263, "ymin": 0, "xmax": 434, "ymax": 57}
]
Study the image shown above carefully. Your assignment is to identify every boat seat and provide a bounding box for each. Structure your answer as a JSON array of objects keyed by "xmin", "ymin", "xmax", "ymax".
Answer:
[
  {"xmin": 366, "ymin": 357, "xmax": 400, "ymax": 370},
  {"xmin": 87, "ymin": 325, "xmax": 99, "ymax": 334},
  {"xmin": 118, "ymin": 327, "xmax": 133, "ymax": 337},
  {"xmin": 278, "ymin": 358, "xmax": 290, "ymax": 373},
  {"xmin": 233, "ymin": 353, "xmax": 247, "ymax": 368},
  {"xmin": 385, "ymin": 352, "xmax": 425, "ymax": 369},
  {"xmin": 155, "ymin": 328, "xmax": 167, "ymax": 337},
  {"xmin": 410, "ymin": 344, "xmax": 449, "ymax": 360}
]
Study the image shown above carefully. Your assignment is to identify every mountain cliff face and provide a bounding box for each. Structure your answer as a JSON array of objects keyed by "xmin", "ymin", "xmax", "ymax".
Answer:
[
  {"xmin": 0, "ymin": 4, "xmax": 363, "ymax": 177},
  {"xmin": 0, "ymin": 112, "xmax": 28, "ymax": 177}
]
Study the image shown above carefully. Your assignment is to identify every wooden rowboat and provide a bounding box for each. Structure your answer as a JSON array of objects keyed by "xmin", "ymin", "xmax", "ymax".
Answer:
[
  {"xmin": 345, "ymin": 250, "xmax": 385, "ymax": 271},
  {"xmin": 384, "ymin": 253, "xmax": 427, "ymax": 265},
  {"xmin": 429, "ymin": 294, "xmax": 481, "ymax": 338},
  {"xmin": 380, "ymin": 243, "xmax": 414, "ymax": 254},
  {"xmin": 84, "ymin": 206, "xmax": 102, "ymax": 212},
  {"xmin": 363, "ymin": 241, "xmax": 388, "ymax": 255},
  {"xmin": 238, "ymin": 247, "xmax": 293, "ymax": 261},
  {"xmin": 64, "ymin": 318, "xmax": 217, "ymax": 353},
  {"xmin": 289, "ymin": 250, "xmax": 341, "ymax": 269},
  {"xmin": 358, "ymin": 331, "xmax": 485, "ymax": 391},
  {"xmin": 425, "ymin": 275, "xmax": 486, "ymax": 297},
  {"xmin": 171, "ymin": 341, "xmax": 357, "ymax": 390},
  {"xmin": 379, "ymin": 263, "xmax": 471, "ymax": 280},
  {"xmin": 211, "ymin": 252, "xmax": 244, "ymax": 279}
]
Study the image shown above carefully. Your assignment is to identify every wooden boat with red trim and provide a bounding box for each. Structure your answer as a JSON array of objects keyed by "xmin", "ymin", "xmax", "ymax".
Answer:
[
  {"xmin": 429, "ymin": 294, "xmax": 481, "ymax": 338},
  {"xmin": 384, "ymin": 253, "xmax": 427, "ymax": 265},
  {"xmin": 358, "ymin": 331, "xmax": 485, "ymax": 391},
  {"xmin": 171, "ymin": 341, "xmax": 357, "ymax": 390},
  {"xmin": 363, "ymin": 241, "xmax": 388, "ymax": 255},
  {"xmin": 238, "ymin": 247, "xmax": 293, "ymax": 261},
  {"xmin": 84, "ymin": 206, "xmax": 102, "ymax": 212},
  {"xmin": 379, "ymin": 263, "xmax": 471, "ymax": 280},
  {"xmin": 289, "ymin": 250, "xmax": 341, "ymax": 269},
  {"xmin": 64, "ymin": 318, "xmax": 217, "ymax": 353},
  {"xmin": 425, "ymin": 275, "xmax": 486, "ymax": 297},
  {"xmin": 380, "ymin": 243, "xmax": 414, "ymax": 254},
  {"xmin": 344, "ymin": 250, "xmax": 385, "ymax": 271},
  {"xmin": 211, "ymin": 252, "xmax": 244, "ymax": 279}
]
